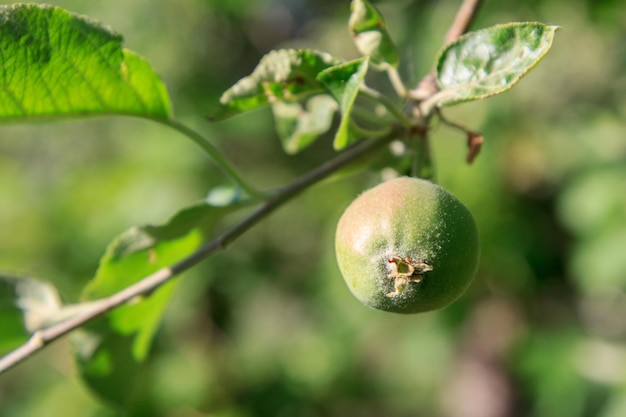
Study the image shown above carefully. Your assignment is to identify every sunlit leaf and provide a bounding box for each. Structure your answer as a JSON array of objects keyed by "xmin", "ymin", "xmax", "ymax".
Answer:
[
  {"xmin": 272, "ymin": 95, "xmax": 338, "ymax": 154},
  {"xmin": 317, "ymin": 57, "xmax": 369, "ymax": 150},
  {"xmin": 209, "ymin": 49, "xmax": 340, "ymax": 121},
  {"xmin": 349, "ymin": 0, "xmax": 399, "ymax": 68},
  {"xmin": 0, "ymin": 4, "xmax": 171, "ymax": 122},
  {"xmin": 432, "ymin": 22, "xmax": 558, "ymax": 107},
  {"xmin": 72, "ymin": 197, "xmax": 247, "ymax": 408}
]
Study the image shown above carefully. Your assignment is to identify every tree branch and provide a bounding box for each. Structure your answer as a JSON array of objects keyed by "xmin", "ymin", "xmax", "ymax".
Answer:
[{"xmin": 0, "ymin": 131, "xmax": 397, "ymax": 375}]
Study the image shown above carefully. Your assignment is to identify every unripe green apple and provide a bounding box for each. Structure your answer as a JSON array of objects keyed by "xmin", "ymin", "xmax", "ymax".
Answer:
[{"xmin": 335, "ymin": 177, "xmax": 479, "ymax": 314}]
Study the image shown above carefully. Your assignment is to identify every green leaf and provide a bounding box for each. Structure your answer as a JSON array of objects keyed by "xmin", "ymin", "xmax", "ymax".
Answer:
[
  {"xmin": 317, "ymin": 58, "xmax": 369, "ymax": 150},
  {"xmin": 0, "ymin": 4, "xmax": 171, "ymax": 122},
  {"xmin": 349, "ymin": 0, "xmax": 399, "ymax": 69},
  {"xmin": 433, "ymin": 22, "xmax": 558, "ymax": 107},
  {"xmin": 272, "ymin": 95, "xmax": 338, "ymax": 154},
  {"xmin": 72, "ymin": 198, "xmax": 245, "ymax": 408},
  {"xmin": 209, "ymin": 49, "xmax": 340, "ymax": 121}
]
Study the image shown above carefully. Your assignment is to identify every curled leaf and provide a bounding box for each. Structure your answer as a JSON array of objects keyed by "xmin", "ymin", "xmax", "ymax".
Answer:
[
  {"xmin": 272, "ymin": 95, "xmax": 338, "ymax": 154},
  {"xmin": 349, "ymin": 0, "xmax": 399, "ymax": 68},
  {"xmin": 209, "ymin": 49, "xmax": 340, "ymax": 120},
  {"xmin": 317, "ymin": 58, "xmax": 369, "ymax": 150}
]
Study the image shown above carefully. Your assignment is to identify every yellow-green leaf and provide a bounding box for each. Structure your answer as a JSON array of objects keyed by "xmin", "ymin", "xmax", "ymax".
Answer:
[{"xmin": 0, "ymin": 4, "xmax": 171, "ymax": 122}]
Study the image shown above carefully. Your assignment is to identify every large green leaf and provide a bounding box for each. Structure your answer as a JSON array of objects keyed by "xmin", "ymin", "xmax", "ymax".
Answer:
[
  {"xmin": 349, "ymin": 0, "xmax": 399, "ymax": 69},
  {"xmin": 432, "ymin": 22, "xmax": 558, "ymax": 108},
  {"xmin": 209, "ymin": 49, "xmax": 340, "ymax": 121},
  {"xmin": 272, "ymin": 94, "xmax": 338, "ymax": 154},
  {"xmin": 0, "ymin": 4, "xmax": 171, "ymax": 122},
  {"xmin": 72, "ymin": 197, "xmax": 246, "ymax": 409},
  {"xmin": 317, "ymin": 57, "xmax": 369, "ymax": 150}
]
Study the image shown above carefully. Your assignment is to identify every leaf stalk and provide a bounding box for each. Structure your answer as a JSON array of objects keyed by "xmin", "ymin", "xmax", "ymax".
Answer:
[{"xmin": 162, "ymin": 119, "xmax": 264, "ymax": 200}]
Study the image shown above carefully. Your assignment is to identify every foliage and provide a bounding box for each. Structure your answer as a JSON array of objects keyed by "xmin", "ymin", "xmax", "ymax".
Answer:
[
  {"xmin": 0, "ymin": 0, "xmax": 624, "ymax": 417},
  {"xmin": 0, "ymin": 4, "xmax": 171, "ymax": 121}
]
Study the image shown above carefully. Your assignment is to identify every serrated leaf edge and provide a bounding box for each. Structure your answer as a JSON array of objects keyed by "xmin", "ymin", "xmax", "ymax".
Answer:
[{"xmin": 433, "ymin": 22, "xmax": 559, "ymax": 106}]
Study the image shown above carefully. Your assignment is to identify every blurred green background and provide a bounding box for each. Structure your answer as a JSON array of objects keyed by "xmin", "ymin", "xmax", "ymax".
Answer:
[{"xmin": 0, "ymin": 0, "xmax": 625, "ymax": 416}]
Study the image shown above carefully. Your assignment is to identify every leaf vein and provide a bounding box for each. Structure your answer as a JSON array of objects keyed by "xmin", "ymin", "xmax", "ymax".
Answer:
[{"xmin": 0, "ymin": 46, "xmax": 28, "ymax": 115}]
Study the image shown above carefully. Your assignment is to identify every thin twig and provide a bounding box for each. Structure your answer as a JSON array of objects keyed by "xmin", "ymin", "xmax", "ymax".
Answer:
[
  {"xmin": 163, "ymin": 119, "xmax": 264, "ymax": 200},
  {"xmin": 386, "ymin": 66, "xmax": 408, "ymax": 98},
  {"xmin": 437, "ymin": 109, "xmax": 484, "ymax": 164},
  {"xmin": 444, "ymin": 0, "xmax": 483, "ymax": 45},
  {"xmin": 411, "ymin": 131, "xmax": 435, "ymax": 181},
  {"xmin": 0, "ymin": 132, "xmax": 396, "ymax": 375},
  {"xmin": 409, "ymin": 0, "xmax": 483, "ymax": 103},
  {"xmin": 349, "ymin": 119, "xmax": 394, "ymax": 139},
  {"xmin": 436, "ymin": 108, "xmax": 472, "ymax": 133}
]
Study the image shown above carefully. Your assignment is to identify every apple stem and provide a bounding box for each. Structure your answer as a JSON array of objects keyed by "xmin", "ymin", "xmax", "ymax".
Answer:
[{"xmin": 411, "ymin": 131, "xmax": 436, "ymax": 181}]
